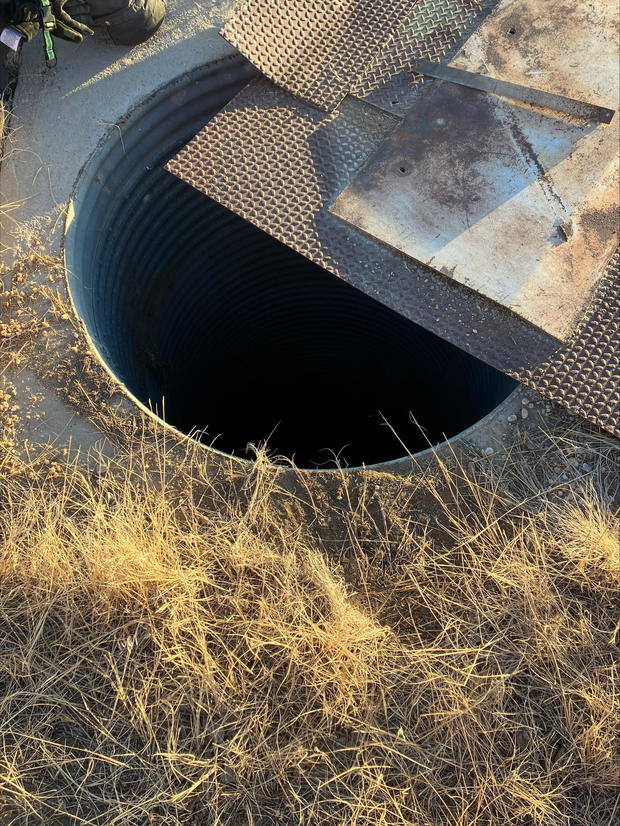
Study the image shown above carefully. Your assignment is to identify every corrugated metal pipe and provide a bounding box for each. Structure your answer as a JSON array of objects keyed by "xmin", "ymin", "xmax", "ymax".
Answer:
[{"xmin": 65, "ymin": 57, "xmax": 516, "ymax": 469}]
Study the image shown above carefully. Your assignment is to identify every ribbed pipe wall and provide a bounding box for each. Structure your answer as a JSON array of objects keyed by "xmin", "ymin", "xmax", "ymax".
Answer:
[{"xmin": 65, "ymin": 57, "xmax": 517, "ymax": 468}]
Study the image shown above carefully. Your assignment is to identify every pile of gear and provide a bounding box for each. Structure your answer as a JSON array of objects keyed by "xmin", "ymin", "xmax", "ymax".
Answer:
[{"xmin": 1, "ymin": 0, "xmax": 165, "ymax": 72}]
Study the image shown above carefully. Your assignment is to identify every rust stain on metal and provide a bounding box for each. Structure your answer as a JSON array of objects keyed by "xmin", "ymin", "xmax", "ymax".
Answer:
[
  {"xmin": 334, "ymin": 80, "xmax": 537, "ymax": 232},
  {"xmin": 580, "ymin": 205, "xmax": 620, "ymax": 248},
  {"xmin": 463, "ymin": 0, "xmax": 619, "ymax": 110}
]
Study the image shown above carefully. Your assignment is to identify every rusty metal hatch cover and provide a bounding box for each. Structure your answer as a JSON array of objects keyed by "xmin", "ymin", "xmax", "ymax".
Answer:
[
  {"xmin": 168, "ymin": 0, "xmax": 620, "ymax": 436},
  {"xmin": 331, "ymin": 0, "xmax": 619, "ymax": 342}
]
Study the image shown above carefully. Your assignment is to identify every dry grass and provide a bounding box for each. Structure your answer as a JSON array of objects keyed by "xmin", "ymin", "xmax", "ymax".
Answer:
[{"xmin": 0, "ymin": 433, "xmax": 618, "ymax": 825}]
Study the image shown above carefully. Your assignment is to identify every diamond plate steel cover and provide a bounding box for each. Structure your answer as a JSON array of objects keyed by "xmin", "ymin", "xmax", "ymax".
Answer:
[
  {"xmin": 168, "ymin": 0, "xmax": 619, "ymax": 436},
  {"xmin": 220, "ymin": 0, "xmax": 419, "ymax": 111},
  {"xmin": 167, "ymin": 77, "xmax": 619, "ymax": 437},
  {"xmin": 513, "ymin": 251, "xmax": 619, "ymax": 436},
  {"xmin": 352, "ymin": 0, "xmax": 501, "ymax": 112}
]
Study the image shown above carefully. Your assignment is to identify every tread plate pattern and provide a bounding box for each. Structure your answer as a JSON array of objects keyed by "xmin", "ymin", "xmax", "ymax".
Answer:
[
  {"xmin": 168, "ymin": 79, "xmax": 619, "ymax": 437},
  {"xmin": 513, "ymin": 252, "xmax": 619, "ymax": 436},
  {"xmin": 169, "ymin": 0, "xmax": 619, "ymax": 436},
  {"xmin": 352, "ymin": 0, "xmax": 500, "ymax": 111},
  {"xmin": 221, "ymin": 0, "xmax": 418, "ymax": 111}
]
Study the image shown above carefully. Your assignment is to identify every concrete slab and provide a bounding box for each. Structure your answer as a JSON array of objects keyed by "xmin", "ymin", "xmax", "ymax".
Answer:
[
  {"xmin": 0, "ymin": 0, "xmax": 236, "ymax": 459},
  {"xmin": 1, "ymin": 0, "xmax": 235, "ymax": 263},
  {"xmin": 7, "ymin": 366, "xmax": 109, "ymax": 455}
]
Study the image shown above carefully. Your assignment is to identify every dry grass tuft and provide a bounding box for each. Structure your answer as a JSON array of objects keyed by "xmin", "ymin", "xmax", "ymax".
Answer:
[
  {"xmin": 0, "ymin": 433, "xmax": 618, "ymax": 825},
  {"xmin": 552, "ymin": 500, "xmax": 620, "ymax": 584}
]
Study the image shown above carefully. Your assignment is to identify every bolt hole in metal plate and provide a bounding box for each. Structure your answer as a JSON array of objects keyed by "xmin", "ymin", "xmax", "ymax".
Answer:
[{"xmin": 331, "ymin": 0, "xmax": 619, "ymax": 342}]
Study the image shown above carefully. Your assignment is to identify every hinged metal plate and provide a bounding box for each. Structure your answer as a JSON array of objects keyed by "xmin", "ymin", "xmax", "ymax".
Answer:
[{"xmin": 331, "ymin": 0, "xmax": 619, "ymax": 341}]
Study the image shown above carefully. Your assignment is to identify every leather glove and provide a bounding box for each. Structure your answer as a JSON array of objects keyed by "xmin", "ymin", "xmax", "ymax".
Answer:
[
  {"xmin": 10, "ymin": 1, "xmax": 39, "ymax": 40},
  {"xmin": 11, "ymin": 0, "xmax": 93, "ymax": 42},
  {"xmin": 62, "ymin": 0, "xmax": 91, "ymax": 27},
  {"xmin": 50, "ymin": 0, "xmax": 93, "ymax": 41}
]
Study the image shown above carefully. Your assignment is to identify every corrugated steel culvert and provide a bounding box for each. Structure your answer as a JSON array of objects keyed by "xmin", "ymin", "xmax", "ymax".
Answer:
[{"xmin": 65, "ymin": 58, "xmax": 518, "ymax": 470}]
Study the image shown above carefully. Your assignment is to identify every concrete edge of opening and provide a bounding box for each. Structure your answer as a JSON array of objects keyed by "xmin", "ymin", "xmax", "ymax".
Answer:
[{"xmin": 62, "ymin": 58, "xmax": 529, "ymax": 475}]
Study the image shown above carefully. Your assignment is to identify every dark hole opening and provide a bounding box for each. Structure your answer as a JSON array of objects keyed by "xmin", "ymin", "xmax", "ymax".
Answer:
[{"xmin": 66, "ymin": 59, "xmax": 516, "ymax": 469}]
